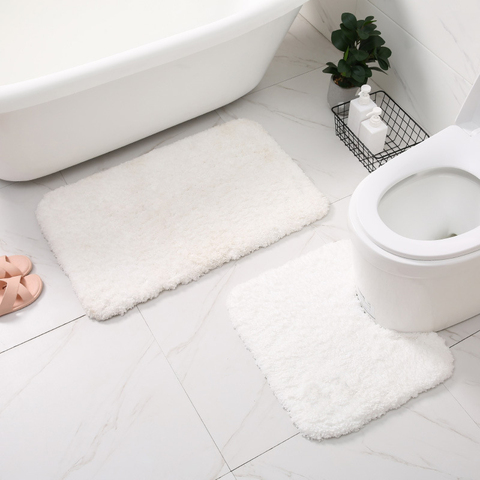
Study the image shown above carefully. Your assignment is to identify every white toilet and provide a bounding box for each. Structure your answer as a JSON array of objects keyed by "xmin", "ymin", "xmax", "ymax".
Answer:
[{"xmin": 348, "ymin": 78, "xmax": 480, "ymax": 332}]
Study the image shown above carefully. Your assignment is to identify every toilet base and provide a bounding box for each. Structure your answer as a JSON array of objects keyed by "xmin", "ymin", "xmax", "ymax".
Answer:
[{"xmin": 351, "ymin": 237, "xmax": 480, "ymax": 332}]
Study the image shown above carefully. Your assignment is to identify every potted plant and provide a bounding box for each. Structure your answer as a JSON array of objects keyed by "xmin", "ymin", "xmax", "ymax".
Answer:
[{"xmin": 323, "ymin": 12, "xmax": 392, "ymax": 107}]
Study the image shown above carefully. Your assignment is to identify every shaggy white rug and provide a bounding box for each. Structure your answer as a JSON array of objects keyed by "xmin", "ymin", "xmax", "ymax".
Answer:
[
  {"xmin": 227, "ymin": 240, "xmax": 454, "ymax": 440},
  {"xmin": 36, "ymin": 119, "xmax": 328, "ymax": 320}
]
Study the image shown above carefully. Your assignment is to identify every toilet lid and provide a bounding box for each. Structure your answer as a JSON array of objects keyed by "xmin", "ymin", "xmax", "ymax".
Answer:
[{"xmin": 353, "ymin": 126, "xmax": 480, "ymax": 261}]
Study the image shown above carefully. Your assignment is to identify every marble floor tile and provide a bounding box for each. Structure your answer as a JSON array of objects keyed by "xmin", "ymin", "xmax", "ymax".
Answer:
[
  {"xmin": 217, "ymin": 464, "xmax": 232, "ymax": 478},
  {"xmin": 232, "ymin": 384, "xmax": 480, "ymax": 479},
  {"xmin": 138, "ymin": 252, "xmax": 300, "ymax": 471},
  {"xmin": 31, "ymin": 171, "xmax": 68, "ymax": 191},
  {"xmin": 217, "ymin": 69, "xmax": 370, "ymax": 202},
  {"xmin": 252, "ymin": 14, "xmax": 338, "ymax": 93},
  {"xmin": 444, "ymin": 333, "xmax": 480, "ymax": 427},
  {"xmin": 0, "ymin": 181, "xmax": 85, "ymax": 352},
  {"xmin": 310, "ymin": 195, "xmax": 351, "ymax": 247},
  {"xmin": 219, "ymin": 473, "xmax": 238, "ymax": 480},
  {"xmin": 0, "ymin": 309, "xmax": 226, "ymax": 480},
  {"xmin": 138, "ymin": 196, "xmax": 351, "ymax": 470},
  {"xmin": 0, "ymin": 179, "xmax": 14, "ymax": 189},
  {"xmin": 438, "ymin": 314, "xmax": 480, "ymax": 347},
  {"xmin": 60, "ymin": 111, "xmax": 224, "ymax": 185}
]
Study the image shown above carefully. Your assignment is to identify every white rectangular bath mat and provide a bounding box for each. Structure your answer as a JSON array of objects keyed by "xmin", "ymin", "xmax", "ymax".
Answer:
[
  {"xmin": 37, "ymin": 119, "xmax": 328, "ymax": 320},
  {"xmin": 227, "ymin": 240, "xmax": 454, "ymax": 440}
]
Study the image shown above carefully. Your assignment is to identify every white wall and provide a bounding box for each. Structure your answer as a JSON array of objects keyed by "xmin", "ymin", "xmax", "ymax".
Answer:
[
  {"xmin": 302, "ymin": 0, "xmax": 480, "ymax": 134},
  {"xmin": 300, "ymin": 0, "xmax": 357, "ymax": 40}
]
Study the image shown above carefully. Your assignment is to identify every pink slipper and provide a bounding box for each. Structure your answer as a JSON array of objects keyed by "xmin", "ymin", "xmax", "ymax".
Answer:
[
  {"xmin": 0, "ymin": 274, "xmax": 43, "ymax": 317},
  {"xmin": 0, "ymin": 255, "xmax": 33, "ymax": 279}
]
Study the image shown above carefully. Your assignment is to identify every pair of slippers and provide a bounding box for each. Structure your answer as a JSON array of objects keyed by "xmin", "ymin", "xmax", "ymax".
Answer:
[{"xmin": 0, "ymin": 255, "xmax": 43, "ymax": 317}]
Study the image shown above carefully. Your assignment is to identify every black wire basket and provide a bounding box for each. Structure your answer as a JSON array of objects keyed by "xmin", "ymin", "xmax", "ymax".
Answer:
[{"xmin": 332, "ymin": 91, "xmax": 429, "ymax": 172}]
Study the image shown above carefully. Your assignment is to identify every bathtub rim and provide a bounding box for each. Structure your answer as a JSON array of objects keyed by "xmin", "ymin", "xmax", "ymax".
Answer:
[{"xmin": 0, "ymin": 0, "xmax": 306, "ymax": 114}]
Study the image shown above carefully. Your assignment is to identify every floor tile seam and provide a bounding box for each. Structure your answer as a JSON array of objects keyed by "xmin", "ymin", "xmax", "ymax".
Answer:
[
  {"xmin": 0, "ymin": 314, "xmax": 85, "ymax": 356},
  {"xmin": 59, "ymin": 170, "xmax": 68, "ymax": 185},
  {"xmin": 250, "ymin": 63, "xmax": 332, "ymax": 95},
  {"xmin": 229, "ymin": 432, "xmax": 300, "ymax": 474},
  {"xmin": 298, "ymin": 14, "xmax": 329, "ymax": 42},
  {"xmin": 217, "ymin": 472, "xmax": 237, "ymax": 480},
  {"xmin": 210, "ymin": 111, "xmax": 228, "ymax": 132},
  {"xmin": 331, "ymin": 193, "xmax": 352, "ymax": 205},
  {"xmin": 216, "ymin": 470, "xmax": 235, "ymax": 480},
  {"xmin": 449, "ymin": 328, "xmax": 480, "ymax": 348},
  {"xmin": 135, "ymin": 306, "xmax": 232, "ymax": 474},
  {"xmin": 442, "ymin": 382, "xmax": 480, "ymax": 432},
  {"xmin": 310, "ymin": 192, "xmax": 352, "ymax": 216}
]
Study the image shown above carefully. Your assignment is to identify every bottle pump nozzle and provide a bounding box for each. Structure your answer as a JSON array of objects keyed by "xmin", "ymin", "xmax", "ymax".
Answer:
[
  {"xmin": 366, "ymin": 107, "xmax": 383, "ymax": 126},
  {"xmin": 356, "ymin": 84, "xmax": 372, "ymax": 105}
]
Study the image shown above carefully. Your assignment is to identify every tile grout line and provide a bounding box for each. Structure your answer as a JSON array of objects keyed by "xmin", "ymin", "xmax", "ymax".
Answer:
[
  {"xmin": 331, "ymin": 193, "xmax": 353, "ymax": 205},
  {"xmin": 442, "ymin": 382, "xmax": 480, "ymax": 432},
  {"xmin": 363, "ymin": 0, "xmax": 475, "ymax": 86},
  {"xmin": 248, "ymin": 12, "xmax": 334, "ymax": 96},
  {"xmin": 59, "ymin": 170, "xmax": 68, "ymax": 185},
  {"xmin": 230, "ymin": 432, "xmax": 301, "ymax": 474},
  {"xmin": 441, "ymin": 327, "xmax": 480, "ymax": 429},
  {"xmin": 135, "ymin": 306, "xmax": 233, "ymax": 476},
  {"xmin": 298, "ymin": 13, "xmax": 322, "ymax": 35},
  {"xmin": 0, "ymin": 314, "xmax": 85, "ymax": 356},
  {"xmin": 448, "ymin": 328, "xmax": 480, "ymax": 348},
  {"xmin": 252, "ymin": 64, "xmax": 330, "ymax": 95}
]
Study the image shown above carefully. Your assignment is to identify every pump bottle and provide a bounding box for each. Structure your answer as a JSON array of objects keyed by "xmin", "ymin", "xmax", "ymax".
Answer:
[
  {"xmin": 359, "ymin": 107, "xmax": 388, "ymax": 154},
  {"xmin": 347, "ymin": 85, "xmax": 376, "ymax": 137}
]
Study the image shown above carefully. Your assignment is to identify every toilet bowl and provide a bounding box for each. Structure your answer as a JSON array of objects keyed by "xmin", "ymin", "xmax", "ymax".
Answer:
[{"xmin": 348, "ymin": 79, "xmax": 480, "ymax": 332}]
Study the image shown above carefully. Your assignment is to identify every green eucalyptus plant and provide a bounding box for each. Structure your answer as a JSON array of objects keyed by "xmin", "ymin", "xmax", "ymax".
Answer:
[{"xmin": 323, "ymin": 12, "xmax": 392, "ymax": 89}]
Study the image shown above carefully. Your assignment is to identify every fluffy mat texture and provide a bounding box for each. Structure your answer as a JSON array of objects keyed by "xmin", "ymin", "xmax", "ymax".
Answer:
[
  {"xmin": 37, "ymin": 119, "xmax": 328, "ymax": 320},
  {"xmin": 227, "ymin": 240, "xmax": 454, "ymax": 440}
]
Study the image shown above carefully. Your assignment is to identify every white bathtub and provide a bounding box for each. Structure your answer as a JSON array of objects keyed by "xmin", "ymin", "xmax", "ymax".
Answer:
[{"xmin": 0, "ymin": 0, "xmax": 306, "ymax": 181}]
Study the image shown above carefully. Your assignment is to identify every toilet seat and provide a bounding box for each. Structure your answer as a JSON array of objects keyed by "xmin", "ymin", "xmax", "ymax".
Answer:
[{"xmin": 353, "ymin": 126, "xmax": 480, "ymax": 260}]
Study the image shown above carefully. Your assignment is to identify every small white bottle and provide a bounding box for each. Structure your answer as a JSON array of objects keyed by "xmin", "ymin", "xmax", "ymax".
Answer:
[
  {"xmin": 347, "ymin": 84, "xmax": 376, "ymax": 137},
  {"xmin": 359, "ymin": 107, "xmax": 388, "ymax": 154}
]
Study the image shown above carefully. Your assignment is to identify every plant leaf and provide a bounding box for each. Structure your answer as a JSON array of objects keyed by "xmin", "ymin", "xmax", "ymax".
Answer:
[
  {"xmin": 377, "ymin": 46, "xmax": 392, "ymax": 59},
  {"xmin": 357, "ymin": 29, "xmax": 370, "ymax": 40},
  {"xmin": 340, "ymin": 24, "xmax": 356, "ymax": 41},
  {"xmin": 341, "ymin": 12, "xmax": 357, "ymax": 30},
  {"xmin": 375, "ymin": 36, "xmax": 386, "ymax": 47},
  {"xmin": 322, "ymin": 66, "xmax": 338, "ymax": 74},
  {"xmin": 351, "ymin": 49, "xmax": 369, "ymax": 61},
  {"xmin": 351, "ymin": 65, "xmax": 366, "ymax": 83},
  {"xmin": 361, "ymin": 36, "xmax": 385, "ymax": 51},
  {"xmin": 369, "ymin": 66, "xmax": 386, "ymax": 73},
  {"xmin": 377, "ymin": 58, "xmax": 390, "ymax": 70},
  {"xmin": 338, "ymin": 59, "xmax": 352, "ymax": 77},
  {"xmin": 331, "ymin": 29, "xmax": 350, "ymax": 51}
]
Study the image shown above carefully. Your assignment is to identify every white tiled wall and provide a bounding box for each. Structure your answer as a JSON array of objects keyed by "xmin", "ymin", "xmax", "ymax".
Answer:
[
  {"xmin": 301, "ymin": 0, "xmax": 480, "ymax": 134},
  {"xmin": 300, "ymin": 0, "xmax": 357, "ymax": 39}
]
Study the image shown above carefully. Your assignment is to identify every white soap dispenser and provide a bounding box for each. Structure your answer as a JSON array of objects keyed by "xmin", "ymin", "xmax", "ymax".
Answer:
[
  {"xmin": 359, "ymin": 107, "xmax": 388, "ymax": 154},
  {"xmin": 347, "ymin": 84, "xmax": 376, "ymax": 137}
]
